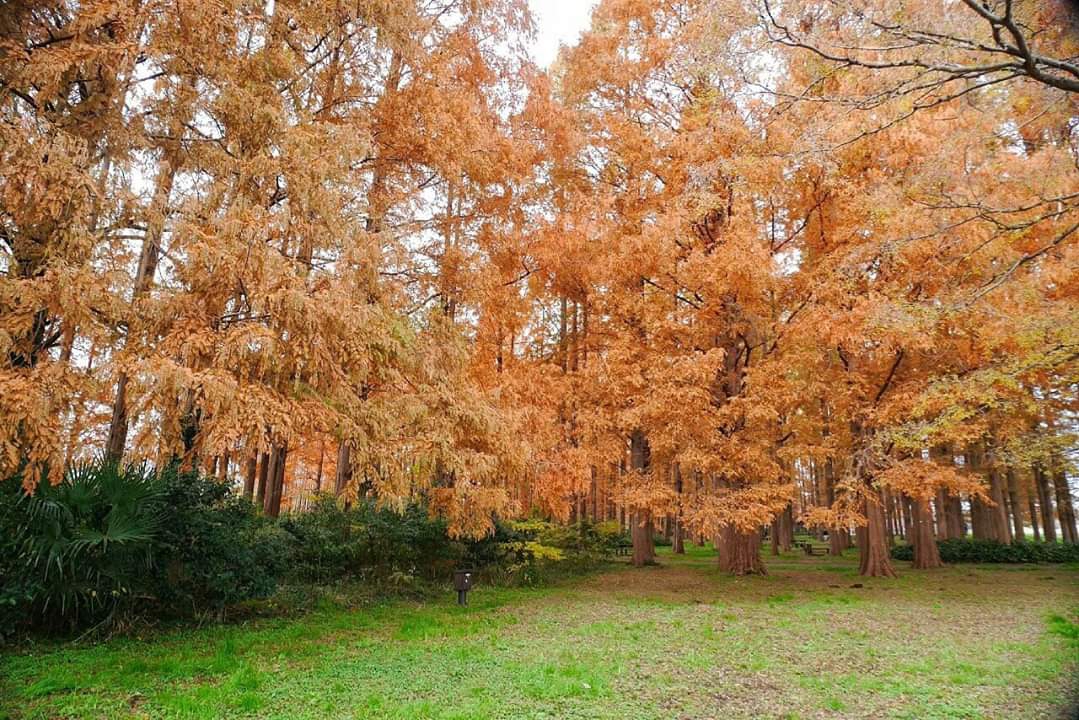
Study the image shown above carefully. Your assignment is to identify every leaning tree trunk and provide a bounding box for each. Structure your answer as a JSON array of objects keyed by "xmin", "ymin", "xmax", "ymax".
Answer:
[
  {"xmin": 910, "ymin": 497, "xmax": 943, "ymax": 569},
  {"xmin": 719, "ymin": 525, "xmax": 766, "ymax": 576},
  {"xmin": 859, "ymin": 487, "xmax": 897, "ymax": 578}
]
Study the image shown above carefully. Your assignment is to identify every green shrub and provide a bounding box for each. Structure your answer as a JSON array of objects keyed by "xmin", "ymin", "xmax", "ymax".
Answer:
[
  {"xmin": 280, "ymin": 494, "xmax": 462, "ymax": 581},
  {"xmin": 150, "ymin": 469, "xmax": 292, "ymax": 616},
  {"xmin": 464, "ymin": 518, "xmax": 615, "ymax": 586},
  {"xmin": 1, "ymin": 462, "xmax": 293, "ymax": 634},
  {"xmin": 891, "ymin": 538, "xmax": 1079, "ymax": 564},
  {"xmin": 1, "ymin": 460, "xmax": 165, "ymax": 632}
]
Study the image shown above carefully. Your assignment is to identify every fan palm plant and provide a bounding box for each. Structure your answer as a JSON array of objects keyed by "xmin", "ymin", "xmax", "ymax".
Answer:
[{"xmin": 16, "ymin": 459, "xmax": 165, "ymax": 627}]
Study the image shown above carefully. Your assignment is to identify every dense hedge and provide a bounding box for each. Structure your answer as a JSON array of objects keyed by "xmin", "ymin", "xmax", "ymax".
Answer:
[
  {"xmin": 892, "ymin": 538, "xmax": 1079, "ymax": 564},
  {"xmin": 2, "ymin": 461, "xmax": 624, "ymax": 638},
  {"xmin": 1, "ymin": 462, "xmax": 290, "ymax": 635}
]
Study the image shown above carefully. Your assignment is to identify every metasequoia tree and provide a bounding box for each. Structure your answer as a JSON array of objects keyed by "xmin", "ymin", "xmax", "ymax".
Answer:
[
  {"xmin": 3, "ymin": 0, "xmax": 1075, "ymax": 559},
  {"xmin": 550, "ymin": 0, "xmax": 797, "ymax": 572},
  {"xmin": 2, "ymin": 0, "xmax": 536, "ymax": 537},
  {"xmin": 1, "ymin": 2, "xmax": 142, "ymax": 487}
]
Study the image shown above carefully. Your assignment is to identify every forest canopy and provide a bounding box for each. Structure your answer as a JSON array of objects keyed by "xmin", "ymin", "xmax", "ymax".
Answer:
[{"xmin": 1, "ymin": 0, "xmax": 1077, "ymax": 579}]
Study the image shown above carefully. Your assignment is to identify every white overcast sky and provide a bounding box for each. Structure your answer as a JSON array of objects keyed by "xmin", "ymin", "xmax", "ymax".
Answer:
[{"xmin": 528, "ymin": 0, "xmax": 598, "ymax": 66}]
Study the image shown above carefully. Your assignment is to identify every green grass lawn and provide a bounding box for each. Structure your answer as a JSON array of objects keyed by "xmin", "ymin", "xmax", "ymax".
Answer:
[{"xmin": 2, "ymin": 544, "xmax": 1077, "ymax": 719}]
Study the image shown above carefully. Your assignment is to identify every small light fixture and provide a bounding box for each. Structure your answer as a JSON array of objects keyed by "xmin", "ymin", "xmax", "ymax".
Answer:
[{"xmin": 453, "ymin": 568, "xmax": 474, "ymax": 605}]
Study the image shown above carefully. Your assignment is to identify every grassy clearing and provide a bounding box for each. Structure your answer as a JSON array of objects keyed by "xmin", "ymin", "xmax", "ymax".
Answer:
[{"xmin": 2, "ymin": 545, "xmax": 1077, "ymax": 719}]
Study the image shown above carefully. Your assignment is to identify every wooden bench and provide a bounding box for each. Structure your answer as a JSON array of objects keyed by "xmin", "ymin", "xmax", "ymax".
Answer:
[
  {"xmin": 801, "ymin": 542, "xmax": 826, "ymax": 556},
  {"xmin": 614, "ymin": 542, "xmax": 632, "ymax": 557}
]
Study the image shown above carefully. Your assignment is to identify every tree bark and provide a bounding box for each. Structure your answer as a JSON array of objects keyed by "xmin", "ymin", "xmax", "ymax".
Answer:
[
  {"xmin": 672, "ymin": 464, "xmax": 685, "ymax": 554},
  {"xmin": 988, "ymin": 469, "xmax": 1011, "ymax": 543},
  {"xmin": 910, "ymin": 497, "xmax": 943, "ymax": 569},
  {"xmin": 859, "ymin": 487, "xmax": 897, "ymax": 577},
  {"xmin": 1034, "ymin": 464, "xmax": 1056, "ymax": 542},
  {"xmin": 335, "ymin": 442, "xmax": 352, "ymax": 497},
  {"xmin": 779, "ymin": 505, "xmax": 794, "ymax": 552},
  {"xmin": 719, "ymin": 525, "xmax": 767, "ymax": 575},
  {"xmin": 104, "ymin": 162, "xmax": 177, "ymax": 463},
  {"xmin": 1028, "ymin": 488, "xmax": 1042, "ymax": 541},
  {"xmin": 263, "ymin": 443, "xmax": 288, "ymax": 518},
  {"xmin": 255, "ymin": 451, "xmax": 270, "ymax": 508},
  {"xmin": 1005, "ymin": 468, "xmax": 1024, "ymax": 541},
  {"xmin": 243, "ymin": 455, "xmax": 257, "ymax": 499},
  {"xmin": 629, "ymin": 429, "xmax": 654, "ymax": 566},
  {"xmin": 631, "ymin": 511, "xmax": 656, "ymax": 566},
  {"xmin": 1052, "ymin": 466, "xmax": 1077, "ymax": 543}
]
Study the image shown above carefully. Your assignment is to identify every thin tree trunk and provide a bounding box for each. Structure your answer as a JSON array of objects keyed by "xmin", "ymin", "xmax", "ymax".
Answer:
[
  {"xmin": 1006, "ymin": 468, "xmax": 1024, "ymax": 541},
  {"xmin": 672, "ymin": 464, "xmax": 685, "ymax": 554},
  {"xmin": 105, "ymin": 162, "xmax": 178, "ymax": 462},
  {"xmin": 988, "ymin": 468, "xmax": 1011, "ymax": 542},
  {"xmin": 314, "ymin": 439, "xmax": 325, "ymax": 492},
  {"xmin": 1028, "ymin": 487, "xmax": 1042, "ymax": 541}
]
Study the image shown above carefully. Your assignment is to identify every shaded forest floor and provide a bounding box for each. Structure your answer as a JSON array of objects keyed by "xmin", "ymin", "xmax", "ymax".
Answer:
[{"xmin": 2, "ymin": 544, "xmax": 1077, "ymax": 720}]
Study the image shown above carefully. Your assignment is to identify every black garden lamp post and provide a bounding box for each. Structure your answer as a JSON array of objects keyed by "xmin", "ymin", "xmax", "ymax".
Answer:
[{"xmin": 453, "ymin": 568, "xmax": 474, "ymax": 606}]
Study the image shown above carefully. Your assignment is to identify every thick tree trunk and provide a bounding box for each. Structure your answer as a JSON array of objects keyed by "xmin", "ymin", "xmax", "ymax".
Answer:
[
  {"xmin": 1052, "ymin": 467, "xmax": 1077, "ymax": 544},
  {"xmin": 254, "ymin": 451, "xmax": 270, "ymax": 508},
  {"xmin": 859, "ymin": 488, "xmax": 897, "ymax": 578},
  {"xmin": 335, "ymin": 442, "xmax": 352, "ymax": 496},
  {"xmin": 629, "ymin": 429, "xmax": 654, "ymax": 566},
  {"xmin": 719, "ymin": 525, "xmax": 762, "ymax": 575},
  {"xmin": 946, "ymin": 493, "xmax": 965, "ymax": 538},
  {"xmin": 1034, "ymin": 465, "xmax": 1056, "ymax": 542},
  {"xmin": 263, "ymin": 443, "xmax": 288, "ymax": 518},
  {"xmin": 631, "ymin": 511, "xmax": 656, "ymax": 566},
  {"xmin": 934, "ymin": 490, "xmax": 949, "ymax": 539},
  {"xmin": 719, "ymin": 525, "xmax": 766, "ymax": 575},
  {"xmin": 910, "ymin": 497, "xmax": 943, "ymax": 569},
  {"xmin": 243, "ymin": 455, "xmax": 257, "ymax": 499}
]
